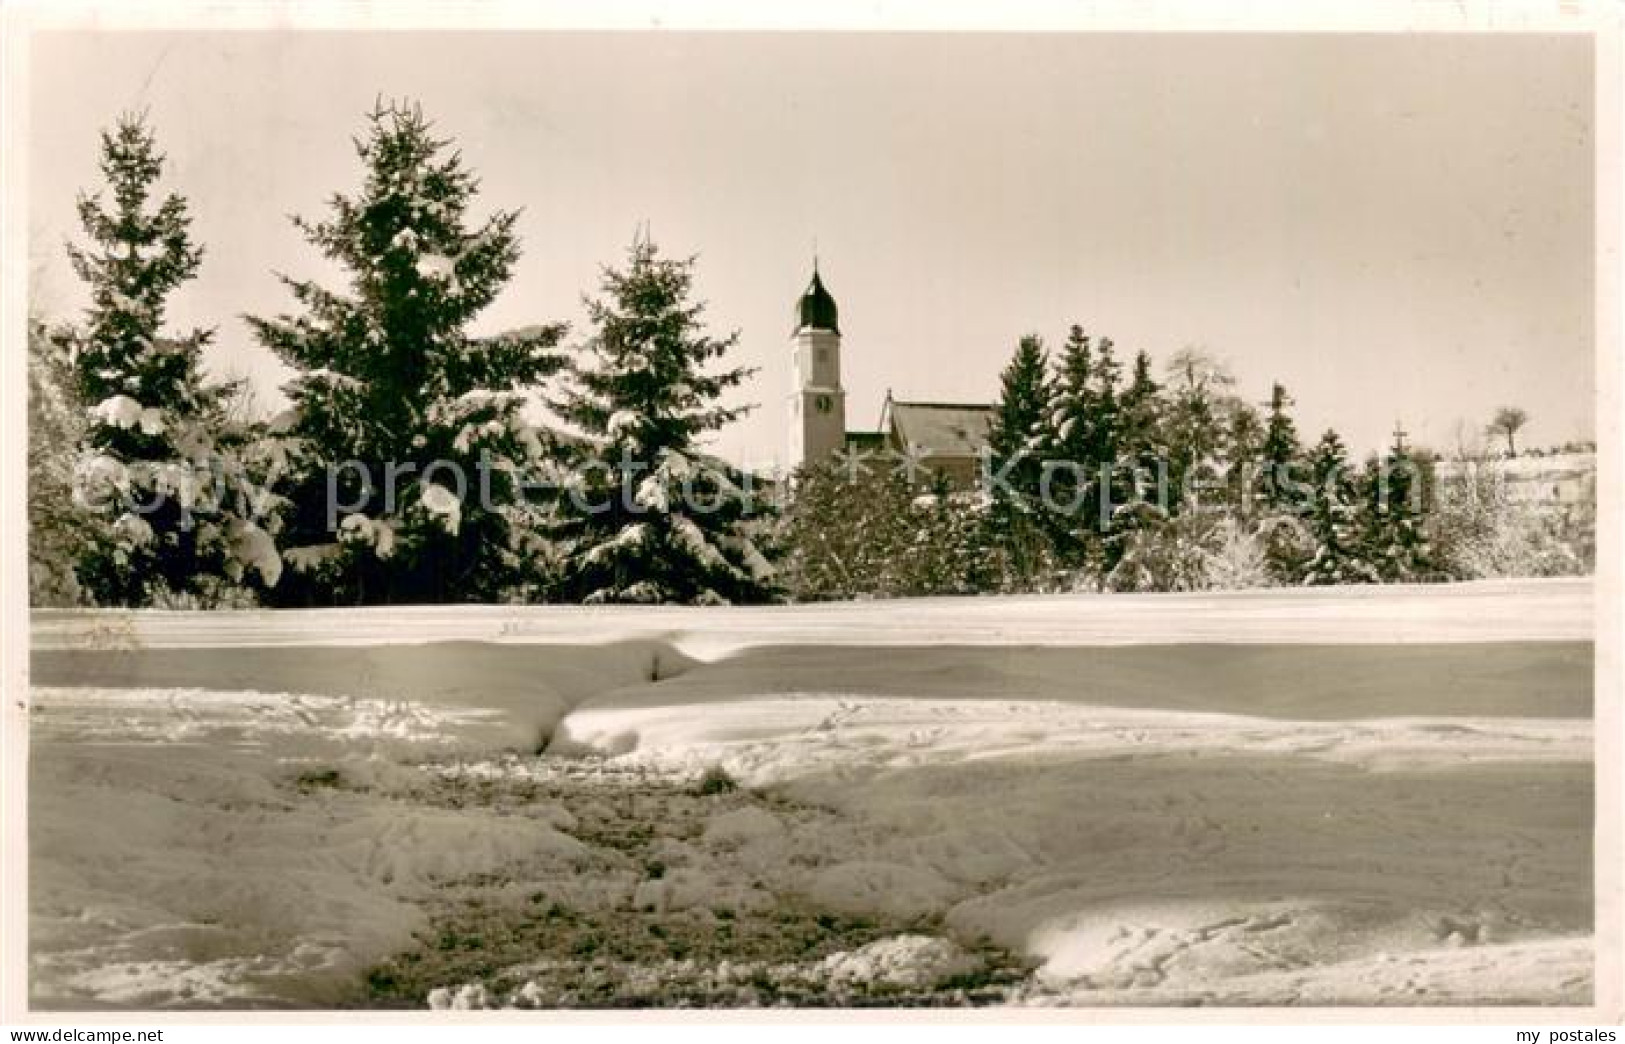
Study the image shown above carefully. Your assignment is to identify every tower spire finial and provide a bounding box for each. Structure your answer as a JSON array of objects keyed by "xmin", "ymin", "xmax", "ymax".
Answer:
[{"xmin": 793, "ymin": 254, "xmax": 840, "ymax": 335}]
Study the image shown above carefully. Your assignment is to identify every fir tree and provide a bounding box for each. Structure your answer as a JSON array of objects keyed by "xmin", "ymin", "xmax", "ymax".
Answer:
[
  {"xmin": 1222, "ymin": 400, "xmax": 1265, "ymax": 512},
  {"xmin": 1091, "ymin": 335, "xmax": 1123, "ymax": 460},
  {"xmin": 1084, "ymin": 335, "xmax": 1127, "ymax": 548},
  {"xmin": 779, "ymin": 457, "xmax": 915, "ymax": 600},
  {"xmin": 1360, "ymin": 432, "xmax": 1438, "ymax": 582},
  {"xmin": 1302, "ymin": 429, "xmax": 1377, "ymax": 586},
  {"xmin": 1162, "ymin": 348, "xmax": 1234, "ymax": 515},
  {"xmin": 984, "ymin": 333, "xmax": 1056, "ymax": 586},
  {"xmin": 551, "ymin": 233, "xmax": 775, "ymax": 605},
  {"xmin": 62, "ymin": 113, "xmax": 273, "ymax": 606},
  {"xmin": 1252, "ymin": 383, "xmax": 1315, "ymax": 582},
  {"xmin": 1101, "ymin": 349, "xmax": 1166, "ymax": 573},
  {"xmin": 1116, "ymin": 349, "xmax": 1164, "ymax": 494},
  {"xmin": 28, "ymin": 317, "xmax": 89, "ymax": 605},
  {"xmin": 1259, "ymin": 382, "xmax": 1303, "ymax": 511},
  {"xmin": 1122, "ymin": 349, "xmax": 1159, "ymax": 418},
  {"xmin": 1045, "ymin": 327, "xmax": 1095, "ymax": 462},
  {"xmin": 1040, "ymin": 328, "xmax": 1131, "ymax": 578},
  {"xmin": 987, "ymin": 334, "xmax": 1052, "ymax": 501},
  {"xmin": 780, "ymin": 461, "xmax": 996, "ymax": 599},
  {"xmin": 1041, "ymin": 326, "xmax": 1099, "ymax": 565},
  {"xmin": 247, "ymin": 100, "xmax": 566, "ymax": 604},
  {"xmin": 910, "ymin": 473, "xmax": 998, "ymax": 595}
]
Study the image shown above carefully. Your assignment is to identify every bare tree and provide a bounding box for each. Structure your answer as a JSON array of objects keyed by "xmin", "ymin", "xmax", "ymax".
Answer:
[
  {"xmin": 1164, "ymin": 345, "xmax": 1235, "ymax": 396},
  {"xmin": 1486, "ymin": 406, "xmax": 1530, "ymax": 458}
]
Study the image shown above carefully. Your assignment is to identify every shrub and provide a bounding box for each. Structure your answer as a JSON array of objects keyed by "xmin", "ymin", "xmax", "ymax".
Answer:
[
  {"xmin": 694, "ymin": 764, "xmax": 738, "ymax": 796},
  {"xmin": 1429, "ymin": 460, "xmax": 1594, "ymax": 579}
]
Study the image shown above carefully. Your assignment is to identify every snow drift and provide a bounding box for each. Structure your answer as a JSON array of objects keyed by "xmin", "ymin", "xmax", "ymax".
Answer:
[{"xmin": 26, "ymin": 579, "xmax": 1595, "ymax": 1008}]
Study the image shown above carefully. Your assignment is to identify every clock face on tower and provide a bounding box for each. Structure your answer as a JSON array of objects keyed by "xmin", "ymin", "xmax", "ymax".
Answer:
[{"xmin": 815, "ymin": 395, "xmax": 833, "ymax": 414}]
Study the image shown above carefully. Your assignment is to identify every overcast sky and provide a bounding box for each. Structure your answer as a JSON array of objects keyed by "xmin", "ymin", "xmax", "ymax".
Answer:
[{"xmin": 28, "ymin": 30, "xmax": 1594, "ymax": 466}]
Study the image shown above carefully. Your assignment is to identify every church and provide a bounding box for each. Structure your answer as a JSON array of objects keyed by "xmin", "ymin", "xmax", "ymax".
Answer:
[{"xmin": 786, "ymin": 266, "xmax": 995, "ymax": 488}]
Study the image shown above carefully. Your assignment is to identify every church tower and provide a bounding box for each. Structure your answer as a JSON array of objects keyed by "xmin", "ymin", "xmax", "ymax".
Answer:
[{"xmin": 787, "ymin": 264, "xmax": 847, "ymax": 472}]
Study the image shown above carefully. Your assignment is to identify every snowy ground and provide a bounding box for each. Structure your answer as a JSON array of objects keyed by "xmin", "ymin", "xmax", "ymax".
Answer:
[{"xmin": 27, "ymin": 579, "xmax": 1594, "ymax": 1008}]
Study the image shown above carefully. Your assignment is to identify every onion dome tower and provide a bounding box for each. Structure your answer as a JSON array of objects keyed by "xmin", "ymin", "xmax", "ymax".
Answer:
[{"xmin": 787, "ymin": 262, "xmax": 846, "ymax": 472}]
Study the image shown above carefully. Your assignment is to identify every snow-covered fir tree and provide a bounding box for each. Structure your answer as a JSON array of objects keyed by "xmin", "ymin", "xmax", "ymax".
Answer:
[
  {"xmin": 1117, "ymin": 349, "xmax": 1164, "ymax": 484},
  {"xmin": 1041, "ymin": 326, "xmax": 1100, "ymax": 565},
  {"xmin": 987, "ymin": 334, "xmax": 1052, "ymax": 501},
  {"xmin": 780, "ymin": 460, "xmax": 1001, "ymax": 599},
  {"xmin": 550, "ymin": 233, "xmax": 775, "ymax": 605},
  {"xmin": 28, "ymin": 317, "xmax": 89, "ymax": 606},
  {"xmin": 1360, "ymin": 432, "xmax": 1438, "ymax": 582},
  {"xmin": 1161, "ymin": 348, "xmax": 1237, "ymax": 515},
  {"xmin": 1040, "ymin": 328, "xmax": 1137, "ymax": 582},
  {"xmin": 1090, "ymin": 336, "xmax": 1124, "ymax": 459},
  {"xmin": 1091, "ymin": 336, "xmax": 1155, "ymax": 576},
  {"xmin": 1100, "ymin": 348, "xmax": 1168, "ymax": 569},
  {"xmin": 1222, "ymin": 399, "xmax": 1265, "ymax": 510},
  {"xmin": 910, "ymin": 475, "xmax": 1002, "ymax": 594},
  {"xmin": 779, "ymin": 457, "xmax": 916, "ymax": 600},
  {"xmin": 983, "ymin": 334, "xmax": 1057, "ymax": 586},
  {"xmin": 1258, "ymin": 382, "xmax": 1304, "ymax": 510},
  {"xmin": 62, "ymin": 113, "xmax": 276, "ymax": 606},
  {"xmin": 1248, "ymin": 383, "xmax": 1315, "ymax": 582},
  {"xmin": 1302, "ymin": 429, "xmax": 1377, "ymax": 586},
  {"xmin": 247, "ymin": 101, "xmax": 566, "ymax": 604}
]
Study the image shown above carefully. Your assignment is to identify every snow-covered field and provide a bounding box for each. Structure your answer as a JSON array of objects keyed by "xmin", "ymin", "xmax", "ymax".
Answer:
[{"xmin": 27, "ymin": 579, "xmax": 1594, "ymax": 1008}]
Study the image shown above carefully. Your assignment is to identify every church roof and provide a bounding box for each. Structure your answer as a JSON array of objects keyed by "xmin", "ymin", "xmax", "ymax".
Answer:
[
  {"xmin": 794, "ymin": 268, "xmax": 840, "ymax": 335},
  {"xmin": 883, "ymin": 400, "xmax": 996, "ymax": 459}
]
